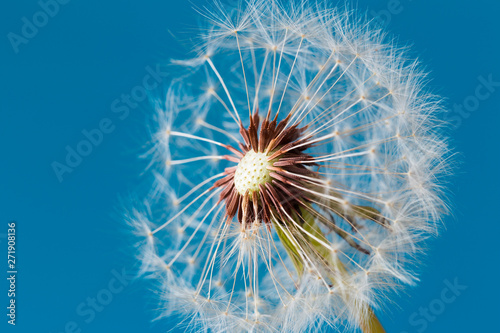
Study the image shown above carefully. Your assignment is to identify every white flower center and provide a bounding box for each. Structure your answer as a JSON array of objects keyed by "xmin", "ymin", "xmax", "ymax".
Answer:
[{"xmin": 234, "ymin": 150, "xmax": 274, "ymax": 197}]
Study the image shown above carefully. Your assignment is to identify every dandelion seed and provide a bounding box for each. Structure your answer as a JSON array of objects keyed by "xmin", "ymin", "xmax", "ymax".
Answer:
[{"xmin": 127, "ymin": 1, "xmax": 451, "ymax": 332}]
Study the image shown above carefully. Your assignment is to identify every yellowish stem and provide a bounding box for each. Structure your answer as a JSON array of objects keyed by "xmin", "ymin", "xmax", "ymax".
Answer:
[
  {"xmin": 275, "ymin": 207, "xmax": 387, "ymax": 333},
  {"xmin": 359, "ymin": 306, "xmax": 386, "ymax": 333}
]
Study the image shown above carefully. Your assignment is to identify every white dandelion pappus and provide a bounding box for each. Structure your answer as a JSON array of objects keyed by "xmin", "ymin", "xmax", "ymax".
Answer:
[{"xmin": 129, "ymin": 1, "xmax": 450, "ymax": 332}]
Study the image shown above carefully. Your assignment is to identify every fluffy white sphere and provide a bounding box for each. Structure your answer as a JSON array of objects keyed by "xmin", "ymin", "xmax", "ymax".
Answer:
[{"xmin": 127, "ymin": 1, "xmax": 451, "ymax": 332}]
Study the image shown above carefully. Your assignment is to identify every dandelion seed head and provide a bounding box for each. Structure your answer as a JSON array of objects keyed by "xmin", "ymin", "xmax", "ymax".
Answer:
[{"xmin": 126, "ymin": 0, "xmax": 453, "ymax": 331}]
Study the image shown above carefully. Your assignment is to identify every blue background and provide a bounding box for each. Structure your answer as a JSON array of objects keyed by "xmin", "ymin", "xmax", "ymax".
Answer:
[{"xmin": 1, "ymin": 0, "xmax": 499, "ymax": 332}]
